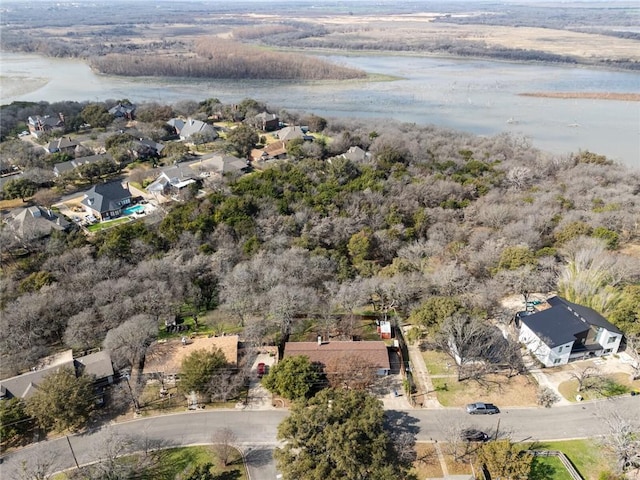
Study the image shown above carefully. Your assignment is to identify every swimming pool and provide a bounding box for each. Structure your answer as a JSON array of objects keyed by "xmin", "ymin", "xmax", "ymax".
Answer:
[{"xmin": 122, "ymin": 204, "xmax": 145, "ymax": 215}]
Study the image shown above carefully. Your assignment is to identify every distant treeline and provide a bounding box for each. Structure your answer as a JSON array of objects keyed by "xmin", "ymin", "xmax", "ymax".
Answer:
[{"xmin": 89, "ymin": 39, "xmax": 366, "ymax": 80}]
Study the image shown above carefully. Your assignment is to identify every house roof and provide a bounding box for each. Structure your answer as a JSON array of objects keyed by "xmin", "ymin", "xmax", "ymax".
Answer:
[
  {"xmin": 81, "ymin": 181, "xmax": 131, "ymax": 214},
  {"xmin": 54, "ymin": 153, "xmax": 113, "ymax": 175},
  {"xmin": 47, "ymin": 137, "xmax": 79, "ymax": 152},
  {"xmin": 188, "ymin": 154, "xmax": 248, "ymax": 175},
  {"xmin": 142, "ymin": 335, "xmax": 239, "ymax": 376},
  {"xmin": 342, "ymin": 146, "xmax": 370, "ymax": 162},
  {"xmin": 276, "ymin": 126, "xmax": 306, "ymax": 142},
  {"xmin": 250, "ymin": 140, "xmax": 287, "ymax": 162},
  {"xmin": 520, "ymin": 296, "xmax": 620, "ymax": 348},
  {"xmin": 177, "ymin": 119, "xmax": 217, "ymax": 140},
  {"xmin": 75, "ymin": 350, "xmax": 114, "ymax": 380},
  {"xmin": 147, "ymin": 164, "xmax": 198, "ymax": 193},
  {"xmin": 0, "ymin": 349, "xmax": 113, "ymax": 400},
  {"xmin": 6, "ymin": 205, "xmax": 70, "ymax": 239},
  {"xmin": 109, "ymin": 103, "xmax": 136, "ymax": 117},
  {"xmin": 283, "ymin": 341, "xmax": 391, "ymax": 371},
  {"xmin": 547, "ymin": 296, "xmax": 623, "ymax": 334}
]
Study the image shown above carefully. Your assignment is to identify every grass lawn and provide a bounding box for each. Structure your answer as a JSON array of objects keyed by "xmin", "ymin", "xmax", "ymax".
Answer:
[
  {"xmin": 530, "ymin": 439, "xmax": 616, "ymax": 480},
  {"xmin": 53, "ymin": 446, "xmax": 246, "ymax": 480},
  {"xmin": 430, "ymin": 373, "xmax": 538, "ymax": 407},
  {"xmin": 86, "ymin": 216, "xmax": 131, "ymax": 232},
  {"xmin": 411, "ymin": 443, "xmax": 443, "ymax": 478},
  {"xmin": 529, "ymin": 456, "xmax": 574, "ymax": 480},
  {"xmin": 422, "ymin": 350, "xmax": 454, "ymax": 375},
  {"xmin": 558, "ymin": 372, "xmax": 640, "ymax": 402}
]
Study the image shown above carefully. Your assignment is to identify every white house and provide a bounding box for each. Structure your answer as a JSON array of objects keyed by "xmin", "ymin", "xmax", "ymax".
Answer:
[{"xmin": 518, "ymin": 296, "xmax": 623, "ymax": 367}]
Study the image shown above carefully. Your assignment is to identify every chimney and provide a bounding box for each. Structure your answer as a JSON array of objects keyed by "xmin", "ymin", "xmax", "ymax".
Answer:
[{"xmin": 317, "ymin": 335, "xmax": 322, "ymax": 346}]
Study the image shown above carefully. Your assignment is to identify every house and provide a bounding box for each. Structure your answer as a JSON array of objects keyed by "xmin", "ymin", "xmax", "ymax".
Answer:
[
  {"xmin": 53, "ymin": 153, "xmax": 115, "ymax": 177},
  {"xmin": 4, "ymin": 205, "xmax": 71, "ymax": 241},
  {"xmin": 136, "ymin": 138, "xmax": 164, "ymax": 157},
  {"xmin": 518, "ymin": 296, "xmax": 623, "ymax": 367},
  {"xmin": 109, "ymin": 103, "xmax": 136, "ymax": 120},
  {"xmin": 0, "ymin": 349, "xmax": 114, "ymax": 400},
  {"xmin": 275, "ymin": 125, "xmax": 313, "ymax": 142},
  {"xmin": 377, "ymin": 320, "xmax": 392, "ymax": 340},
  {"xmin": 81, "ymin": 181, "xmax": 132, "ymax": 221},
  {"xmin": 27, "ymin": 114, "xmax": 65, "ymax": 138},
  {"xmin": 142, "ymin": 335, "xmax": 239, "ymax": 381},
  {"xmin": 254, "ymin": 112, "xmax": 280, "ymax": 132},
  {"xmin": 250, "ymin": 140, "xmax": 288, "ymax": 164},
  {"xmin": 341, "ymin": 146, "xmax": 372, "ymax": 163},
  {"xmin": 146, "ymin": 164, "xmax": 198, "ymax": 198},
  {"xmin": 46, "ymin": 136, "xmax": 79, "ymax": 154},
  {"xmin": 283, "ymin": 339, "xmax": 391, "ymax": 376},
  {"xmin": 167, "ymin": 118, "xmax": 218, "ymax": 142},
  {"xmin": 189, "ymin": 154, "xmax": 249, "ymax": 176}
]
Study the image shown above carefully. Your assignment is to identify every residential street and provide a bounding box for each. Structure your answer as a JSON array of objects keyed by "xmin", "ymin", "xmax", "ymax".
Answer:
[{"xmin": 2, "ymin": 396, "xmax": 638, "ymax": 479}]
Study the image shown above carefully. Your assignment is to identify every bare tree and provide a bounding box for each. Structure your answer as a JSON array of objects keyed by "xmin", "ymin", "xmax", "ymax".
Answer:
[
  {"xmin": 103, "ymin": 314, "xmax": 158, "ymax": 370},
  {"xmin": 623, "ymin": 333, "xmax": 640, "ymax": 381},
  {"xmin": 536, "ymin": 386, "xmax": 559, "ymax": 408},
  {"xmin": 211, "ymin": 427, "xmax": 238, "ymax": 467},
  {"xmin": 569, "ymin": 366, "xmax": 600, "ymax": 392},
  {"xmin": 14, "ymin": 447, "xmax": 60, "ymax": 480},
  {"xmin": 600, "ymin": 411, "xmax": 640, "ymax": 474}
]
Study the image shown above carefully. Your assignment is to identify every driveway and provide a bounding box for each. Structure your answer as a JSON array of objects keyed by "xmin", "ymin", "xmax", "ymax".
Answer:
[{"xmin": 244, "ymin": 351, "xmax": 278, "ymax": 410}]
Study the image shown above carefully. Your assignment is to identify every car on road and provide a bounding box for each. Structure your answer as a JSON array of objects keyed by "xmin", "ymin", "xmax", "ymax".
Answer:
[
  {"xmin": 460, "ymin": 428, "xmax": 489, "ymax": 442},
  {"xmin": 257, "ymin": 362, "xmax": 266, "ymax": 378},
  {"xmin": 466, "ymin": 402, "xmax": 500, "ymax": 415}
]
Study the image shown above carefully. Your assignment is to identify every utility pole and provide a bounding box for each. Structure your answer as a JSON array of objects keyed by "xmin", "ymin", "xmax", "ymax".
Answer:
[{"xmin": 66, "ymin": 435, "xmax": 80, "ymax": 469}]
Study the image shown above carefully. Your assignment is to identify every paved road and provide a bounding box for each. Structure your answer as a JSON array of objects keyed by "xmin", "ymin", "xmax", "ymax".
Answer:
[{"xmin": 2, "ymin": 396, "xmax": 637, "ymax": 478}]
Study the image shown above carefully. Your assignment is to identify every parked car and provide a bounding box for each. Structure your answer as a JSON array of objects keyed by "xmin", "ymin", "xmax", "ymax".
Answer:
[
  {"xmin": 466, "ymin": 402, "xmax": 500, "ymax": 415},
  {"xmin": 257, "ymin": 362, "xmax": 266, "ymax": 378},
  {"xmin": 460, "ymin": 428, "xmax": 489, "ymax": 442}
]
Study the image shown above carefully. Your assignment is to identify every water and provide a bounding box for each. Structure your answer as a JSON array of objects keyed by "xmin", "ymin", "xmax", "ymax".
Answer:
[
  {"xmin": 122, "ymin": 204, "xmax": 145, "ymax": 215},
  {"xmin": 1, "ymin": 51, "xmax": 638, "ymax": 168}
]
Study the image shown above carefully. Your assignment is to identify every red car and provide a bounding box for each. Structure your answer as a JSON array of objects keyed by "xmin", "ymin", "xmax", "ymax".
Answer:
[{"xmin": 257, "ymin": 363, "xmax": 266, "ymax": 378}]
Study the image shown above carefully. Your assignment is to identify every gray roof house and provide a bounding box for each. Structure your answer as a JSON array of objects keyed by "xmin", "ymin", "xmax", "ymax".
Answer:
[
  {"xmin": 81, "ymin": 181, "xmax": 132, "ymax": 221},
  {"xmin": 275, "ymin": 125, "xmax": 313, "ymax": 142},
  {"xmin": 5, "ymin": 205, "xmax": 70, "ymax": 241},
  {"xmin": 53, "ymin": 153, "xmax": 115, "ymax": 177},
  {"xmin": 109, "ymin": 103, "xmax": 136, "ymax": 119},
  {"xmin": 341, "ymin": 146, "xmax": 372, "ymax": 163},
  {"xmin": 168, "ymin": 118, "xmax": 218, "ymax": 141},
  {"xmin": 254, "ymin": 112, "xmax": 280, "ymax": 131},
  {"xmin": 28, "ymin": 114, "xmax": 65, "ymax": 138},
  {"xmin": 0, "ymin": 349, "xmax": 114, "ymax": 400},
  {"xmin": 518, "ymin": 296, "xmax": 623, "ymax": 367},
  {"xmin": 46, "ymin": 136, "xmax": 79, "ymax": 154},
  {"xmin": 147, "ymin": 164, "xmax": 198, "ymax": 197}
]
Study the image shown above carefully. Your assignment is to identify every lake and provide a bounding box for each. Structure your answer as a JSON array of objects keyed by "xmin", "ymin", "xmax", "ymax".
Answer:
[{"xmin": 1, "ymin": 51, "xmax": 638, "ymax": 169}]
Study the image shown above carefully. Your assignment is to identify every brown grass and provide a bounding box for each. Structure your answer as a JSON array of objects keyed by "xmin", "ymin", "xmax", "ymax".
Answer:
[
  {"xmin": 520, "ymin": 92, "xmax": 640, "ymax": 101},
  {"xmin": 411, "ymin": 443, "xmax": 443, "ymax": 478},
  {"xmin": 432, "ymin": 373, "xmax": 538, "ymax": 407}
]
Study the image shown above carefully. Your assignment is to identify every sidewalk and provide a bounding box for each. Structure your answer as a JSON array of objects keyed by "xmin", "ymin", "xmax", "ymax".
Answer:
[{"xmin": 407, "ymin": 343, "xmax": 442, "ymax": 409}]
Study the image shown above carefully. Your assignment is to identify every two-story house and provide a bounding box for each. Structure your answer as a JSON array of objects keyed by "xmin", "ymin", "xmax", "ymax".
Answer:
[{"xmin": 518, "ymin": 296, "xmax": 623, "ymax": 367}]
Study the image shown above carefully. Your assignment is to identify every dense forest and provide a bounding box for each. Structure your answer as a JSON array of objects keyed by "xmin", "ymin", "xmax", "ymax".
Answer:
[{"xmin": 1, "ymin": 98, "xmax": 639, "ymax": 379}]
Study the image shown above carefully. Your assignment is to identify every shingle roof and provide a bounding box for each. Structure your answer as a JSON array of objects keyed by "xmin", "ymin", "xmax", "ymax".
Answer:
[
  {"xmin": 81, "ymin": 181, "xmax": 131, "ymax": 214},
  {"xmin": 284, "ymin": 341, "xmax": 390, "ymax": 371},
  {"xmin": 75, "ymin": 350, "xmax": 114, "ymax": 379},
  {"xmin": 520, "ymin": 296, "xmax": 620, "ymax": 348},
  {"xmin": 7, "ymin": 205, "xmax": 70, "ymax": 239}
]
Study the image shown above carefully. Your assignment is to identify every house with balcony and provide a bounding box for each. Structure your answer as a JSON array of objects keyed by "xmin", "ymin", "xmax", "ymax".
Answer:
[{"xmin": 518, "ymin": 296, "xmax": 623, "ymax": 367}]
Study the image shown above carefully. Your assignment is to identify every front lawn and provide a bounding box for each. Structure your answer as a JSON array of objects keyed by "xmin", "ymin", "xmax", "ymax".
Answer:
[
  {"xmin": 430, "ymin": 373, "xmax": 538, "ymax": 407},
  {"xmin": 86, "ymin": 216, "xmax": 131, "ymax": 232},
  {"xmin": 529, "ymin": 456, "xmax": 574, "ymax": 480},
  {"xmin": 530, "ymin": 439, "xmax": 616, "ymax": 480},
  {"xmin": 558, "ymin": 372, "xmax": 640, "ymax": 402}
]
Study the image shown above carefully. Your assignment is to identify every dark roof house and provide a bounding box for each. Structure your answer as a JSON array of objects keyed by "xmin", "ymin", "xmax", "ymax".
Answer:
[
  {"xmin": 28, "ymin": 114, "xmax": 65, "ymax": 138},
  {"xmin": 109, "ymin": 103, "xmax": 136, "ymax": 119},
  {"xmin": 53, "ymin": 153, "xmax": 115, "ymax": 177},
  {"xmin": 254, "ymin": 112, "xmax": 280, "ymax": 131},
  {"xmin": 81, "ymin": 181, "xmax": 132, "ymax": 221},
  {"xmin": 46, "ymin": 136, "xmax": 79, "ymax": 154},
  {"xmin": 518, "ymin": 296, "xmax": 623, "ymax": 367}
]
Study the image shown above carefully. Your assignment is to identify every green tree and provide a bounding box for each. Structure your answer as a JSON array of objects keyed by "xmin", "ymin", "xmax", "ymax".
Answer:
[
  {"xmin": 25, "ymin": 368, "xmax": 94, "ymax": 433},
  {"xmin": 475, "ymin": 440, "xmax": 533, "ymax": 480},
  {"xmin": 262, "ymin": 355, "xmax": 321, "ymax": 401},
  {"xmin": 592, "ymin": 227, "xmax": 619, "ymax": 250},
  {"xmin": 3, "ymin": 177, "xmax": 38, "ymax": 201},
  {"xmin": 81, "ymin": 103, "xmax": 112, "ymax": 128},
  {"xmin": 161, "ymin": 141, "xmax": 190, "ymax": 162},
  {"xmin": 497, "ymin": 245, "xmax": 537, "ymax": 271},
  {"xmin": 275, "ymin": 389, "xmax": 409, "ymax": 480},
  {"xmin": 554, "ymin": 220, "xmax": 592, "ymax": 245},
  {"xmin": 226, "ymin": 124, "xmax": 258, "ymax": 159},
  {"xmin": 408, "ymin": 296, "xmax": 465, "ymax": 334},
  {"xmin": 0, "ymin": 397, "xmax": 30, "ymax": 445},
  {"xmin": 608, "ymin": 285, "xmax": 640, "ymax": 335},
  {"xmin": 179, "ymin": 348, "xmax": 228, "ymax": 395}
]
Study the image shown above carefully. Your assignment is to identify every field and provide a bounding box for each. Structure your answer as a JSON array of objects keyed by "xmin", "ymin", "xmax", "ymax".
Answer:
[{"xmin": 423, "ymin": 350, "xmax": 539, "ymax": 407}]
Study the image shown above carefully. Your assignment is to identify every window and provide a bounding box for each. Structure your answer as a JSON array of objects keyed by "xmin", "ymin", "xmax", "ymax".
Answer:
[
  {"xmin": 558, "ymin": 346, "xmax": 563, "ymax": 353},
  {"xmin": 608, "ymin": 336, "xmax": 617, "ymax": 344},
  {"xmin": 553, "ymin": 358, "xmax": 562, "ymax": 365}
]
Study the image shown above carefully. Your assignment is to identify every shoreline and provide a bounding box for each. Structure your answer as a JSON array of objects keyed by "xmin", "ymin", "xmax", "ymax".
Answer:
[{"xmin": 520, "ymin": 92, "xmax": 640, "ymax": 102}]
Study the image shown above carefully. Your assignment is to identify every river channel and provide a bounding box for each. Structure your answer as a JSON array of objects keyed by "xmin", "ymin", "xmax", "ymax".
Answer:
[{"xmin": 1, "ymin": 52, "xmax": 638, "ymax": 168}]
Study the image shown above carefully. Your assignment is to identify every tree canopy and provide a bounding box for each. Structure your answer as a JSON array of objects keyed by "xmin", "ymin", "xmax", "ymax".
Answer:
[
  {"xmin": 262, "ymin": 355, "xmax": 321, "ymax": 401},
  {"xmin": 275, "ymin": 388, "xmax": 410, "ymax": 480},
  {"xmin": 25, "ymin": 367, "xmax": 94, "ymax": 433},
  {"xmin": 474, "ymin": 439, "xmax": 534, "ymax": 480},
  {"xmin": 179, "ymin": 347, "xmax": 229, "ymax": 395}
]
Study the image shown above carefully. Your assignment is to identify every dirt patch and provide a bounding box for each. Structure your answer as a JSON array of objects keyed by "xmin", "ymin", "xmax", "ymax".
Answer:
[
  {"xmin": 620, "ymin": 243, "xmax": 640, "ymax": 259},
  {"xmin": 411, "ymin": 443, "xmax": 443, "ymax": 478}
]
